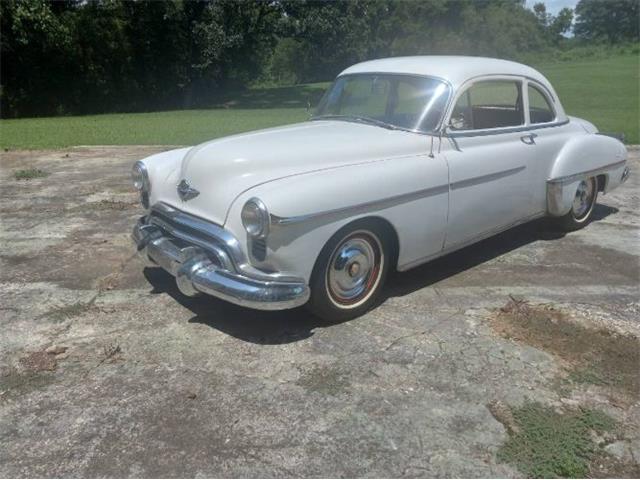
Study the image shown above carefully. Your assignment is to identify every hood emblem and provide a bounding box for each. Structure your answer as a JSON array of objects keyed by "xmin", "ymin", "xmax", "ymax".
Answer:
[{"xmin": 177, "ymin": 179, "xmax": 200, "ymax": 201}]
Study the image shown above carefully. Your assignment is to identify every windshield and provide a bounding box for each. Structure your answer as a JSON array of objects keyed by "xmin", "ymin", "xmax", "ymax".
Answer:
[{"xmin": 313, "ymin": 73, "xmax": 450, "ymax": 133}]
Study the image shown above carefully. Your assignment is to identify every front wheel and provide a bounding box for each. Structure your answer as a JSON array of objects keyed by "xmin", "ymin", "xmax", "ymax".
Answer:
[
  {"xmin": 554, "ymin": 177, "xmax": 598, "ymax": 231},
  {"xmin": 307, "ymin": 221, "xmax": 391, "ymax": 322}
]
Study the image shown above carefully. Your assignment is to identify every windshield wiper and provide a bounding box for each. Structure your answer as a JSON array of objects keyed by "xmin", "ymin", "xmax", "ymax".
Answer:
[{"xmin": 311, "ymin": 114, "xmax": 400, "ymax": 131}]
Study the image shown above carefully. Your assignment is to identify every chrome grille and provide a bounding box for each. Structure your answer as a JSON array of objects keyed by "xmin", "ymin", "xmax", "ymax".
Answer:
[
  {"xmin": 147, "ymin": 203, "xmax": 242, "ymax": 272},
  {"xmin": 251, "ymin": 238, "xmax": 267, "ymax": 261}
]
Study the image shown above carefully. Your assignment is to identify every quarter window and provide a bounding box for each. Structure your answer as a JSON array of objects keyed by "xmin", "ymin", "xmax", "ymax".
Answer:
[
  {"xmin": 450, "ymin": 80, "xmax": 524, "ymax": 130},
  {"xmin": 528, "ymin": 84, "xmax": 555, "ymax": 124}
]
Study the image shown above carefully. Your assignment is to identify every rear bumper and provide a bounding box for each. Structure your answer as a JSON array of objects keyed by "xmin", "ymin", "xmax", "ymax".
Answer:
[{"xmin": 133, "ymin": 217, "xmax": 309, "ymax": 310}]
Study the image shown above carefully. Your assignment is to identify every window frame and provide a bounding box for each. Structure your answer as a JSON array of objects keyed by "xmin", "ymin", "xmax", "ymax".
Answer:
[
  {"xmin": 525, "ymin": 80, "xmax": 558, "ymax": 126},
  {"xmin": 313, "ymin": 72, "xmax": 453, "ymax": 135},
  {"xmin": 444, "ymin": 75, "xmax": 526, "ymax": 136}
]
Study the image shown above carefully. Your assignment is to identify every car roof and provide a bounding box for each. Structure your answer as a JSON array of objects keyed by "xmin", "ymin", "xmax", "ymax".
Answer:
[{"xmin": 339, "ymin": 55, "xmax": 553, "ymax": 91}]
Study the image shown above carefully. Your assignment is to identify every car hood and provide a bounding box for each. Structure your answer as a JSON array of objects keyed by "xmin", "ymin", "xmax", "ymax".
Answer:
[{"xmin": 153, "ymin": 120, "xmax": 427, "ymax": 225}]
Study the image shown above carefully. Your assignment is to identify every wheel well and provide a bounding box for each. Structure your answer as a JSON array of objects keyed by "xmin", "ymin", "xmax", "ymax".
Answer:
[
  {"xmin": 343, "ymin": 216, "xmax": 400, "ymax": 271},
  {"xmin": 596, "ymin": 174, "xmax": 607, "ymax": 193}
]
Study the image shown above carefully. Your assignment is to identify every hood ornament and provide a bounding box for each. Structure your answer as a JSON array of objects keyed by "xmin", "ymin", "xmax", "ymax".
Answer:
[{"xmin": 177, "ymin": 179, "xmax": 199, "ymax": 201}]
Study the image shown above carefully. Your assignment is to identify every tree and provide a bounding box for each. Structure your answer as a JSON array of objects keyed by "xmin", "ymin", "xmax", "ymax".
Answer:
[
  {"xmin": 3, "ymin": 0, "xmax": 631, "ymax": 118},
  {"xmin": 278, "ymin": 0, "xmax": 399, "ymax": 83},
  {"xmin": 550, "ymin": 8, "xmax": 573, "ymax": 39},
  {"xmin": 533, "ymin": 2, "xmax": 550, "ymax": 26},
  {"xmin": 1, "ymin": 0, "xmax": 77, "ymax": 116},
  {"xmin": 574, "ymin": 0, "xmax": 639, "ymax": 43},
  {"xmin": 532, "ymin": 2, "xmax": 572, "ymax": 44}
]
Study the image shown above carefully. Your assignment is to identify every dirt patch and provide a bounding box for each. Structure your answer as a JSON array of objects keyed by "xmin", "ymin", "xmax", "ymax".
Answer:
[
  {"xmin": 296, "ymin": 364, "xmax": 350, "ymax": 395},
  {"xmin": 96, "ymin": 272, "xmax": 120, "ymax": 291},
  {"xmin": 70, "ymin": 199, "xmax": 136, "ymax": 211},
  {"xmin": 493, "ymin": 401, "xmax": 638, "ymax": 478},
  {"xmin": 590, "ymin": 451, "xmax": 640, "ymax": 479},
  {"xmin": 43, "ymin": 301, "xmax": 98, "ymax": 323},
  {"xmin": 487, "ymin": 400, "xmax": 520, "ymax": 434},
  {"xmin": 19, "ymin": 351, "xmax": 58, "ymax": 372},
  {"xmin": 0, "ymin": 366, "xmax": 56, "ymax": 400},
  {"xmin": 491, "ymin": 297, "xmax": 640, "ymax": 398},
  {"xmin": 0, "ymin": 254, "xmax": 31, "ymax": 266}
]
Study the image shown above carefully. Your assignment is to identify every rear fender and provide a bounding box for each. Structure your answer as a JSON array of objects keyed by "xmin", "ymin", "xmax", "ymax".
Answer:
[{"xmin": 547, "ymin": 134, "xmax": 627, "ymax": 216}]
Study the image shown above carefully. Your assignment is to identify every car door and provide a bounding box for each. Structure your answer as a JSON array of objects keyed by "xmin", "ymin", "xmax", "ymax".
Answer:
[{"xmin": 443, "ymin": 77, "xmax": 539, "ymax": 248}]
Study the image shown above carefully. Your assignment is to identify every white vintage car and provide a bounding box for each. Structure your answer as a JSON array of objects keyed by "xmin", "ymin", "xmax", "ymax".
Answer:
[{"xmin": 132, "ymin": 56, "xmax": 629, "ymax": 320}]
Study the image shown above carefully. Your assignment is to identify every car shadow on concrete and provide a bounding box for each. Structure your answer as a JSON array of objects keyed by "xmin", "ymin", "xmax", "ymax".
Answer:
[{"xmin": 143, "ymin": 204, "xmax": 618, "ymax": 345}]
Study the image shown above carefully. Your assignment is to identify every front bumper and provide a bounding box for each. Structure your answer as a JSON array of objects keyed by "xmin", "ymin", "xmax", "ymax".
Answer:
[{"xmin": 132, "ymin": 212, "xmax": 309, "ymax": 311}]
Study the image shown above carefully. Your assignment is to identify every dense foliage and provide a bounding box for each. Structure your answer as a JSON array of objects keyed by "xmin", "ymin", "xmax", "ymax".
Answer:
[{"xmin": 1, "ymin": 0, "xmax": 638, "ymax": 118}]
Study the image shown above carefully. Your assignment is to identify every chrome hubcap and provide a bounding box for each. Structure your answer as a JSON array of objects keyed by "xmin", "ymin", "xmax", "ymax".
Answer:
[
  {"xmin": 572, "ymin": 179, "xmax": 595, "ymax": 219},
  {"xmin": 327, "ymin": 233, "xmax": 382, "ymax": 306}
]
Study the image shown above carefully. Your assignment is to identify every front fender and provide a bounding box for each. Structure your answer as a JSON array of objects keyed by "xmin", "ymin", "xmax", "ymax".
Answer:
[
  {"xmin": 547, "ymin": 134, "xmax": 627, "ymax": 216},
  {"xmin": 139, "ymin": 147, "xmax": 191, "ymax": 207},
  {"xmin": 225, "ymin": 154, "xmax": 450, "ymax": 282}
]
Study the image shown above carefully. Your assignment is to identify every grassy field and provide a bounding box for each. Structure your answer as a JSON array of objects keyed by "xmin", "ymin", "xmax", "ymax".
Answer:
[
  {"xmin": 534, "ymin": 53, "xmax": 639, "ymax": 143},
  {"xmin": 0, "ymin": 53, "xmax": 637, "ymax": 149}
]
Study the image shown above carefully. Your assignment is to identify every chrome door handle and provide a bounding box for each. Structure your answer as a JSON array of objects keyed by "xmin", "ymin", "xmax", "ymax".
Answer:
[{"xmin": 520, "ymin": 133, "xmax": 538, "ymax": 145}]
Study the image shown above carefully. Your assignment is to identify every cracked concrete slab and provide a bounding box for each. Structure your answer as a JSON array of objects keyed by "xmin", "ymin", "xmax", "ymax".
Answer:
[{"xmin": 1, "ymin": 146, "xmax": 638, "ymax": 477}]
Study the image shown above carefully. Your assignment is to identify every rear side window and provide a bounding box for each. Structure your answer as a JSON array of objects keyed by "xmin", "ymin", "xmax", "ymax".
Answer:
[
  {"xmin": 528, "ymin": 85, "xmax": 555, "ymax": 124},
  {"xmin": 450, "ymin": 80, "xmax": 524, "ymax": 130}
]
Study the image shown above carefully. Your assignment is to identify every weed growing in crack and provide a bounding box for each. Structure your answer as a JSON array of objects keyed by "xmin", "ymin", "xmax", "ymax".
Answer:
[
  {"xmin": 14, "ymin": 168, "xmax": 49, "ymax": 180},
  {"xmin": 496, "ymin": 402, "xmax": 616, "ymax": 478}
]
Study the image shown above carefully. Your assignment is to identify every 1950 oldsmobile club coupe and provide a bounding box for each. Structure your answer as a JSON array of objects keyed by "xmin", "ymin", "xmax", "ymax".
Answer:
[{"xmin": 132, "ymin": 56, "xmax": 630, "ymax": 321}]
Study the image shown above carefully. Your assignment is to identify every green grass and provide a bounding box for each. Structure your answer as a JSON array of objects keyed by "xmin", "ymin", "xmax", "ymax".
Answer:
[
  {"xmin": 534, "ymin": 53, "xmax": 639, "ymax": 143},
  {"xmin": 13, "ymin": 168, "xmax": 49, "ymax": 180},
  {"xmin": 0, "ymin": 83, "xmax": 327, "ymax": 150},
  {"xmin": 0, "ymin": 53, "xmax": 637, "ymax": 149},
  {"xmin": 497, "ymin": 402, "xmax": 616, "ymax": 478},
  {"xmin": 0, "ymin": 108, "xmax": 309, "ymax": 150}
]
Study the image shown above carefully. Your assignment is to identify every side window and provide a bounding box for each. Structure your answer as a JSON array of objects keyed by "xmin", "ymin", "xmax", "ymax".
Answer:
[
  {"xmin": 528, "ymin": 84, "xmax": 555, "ymax": 124},
  {"xmin": 450, "ymin": 80, "xmax": 524, "ymax": 130}
]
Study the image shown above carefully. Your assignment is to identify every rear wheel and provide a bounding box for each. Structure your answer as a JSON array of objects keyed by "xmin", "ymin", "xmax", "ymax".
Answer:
[
  {"xmin": 555, "ymin": 177, "xmax": 598, "ymax": 231},
  {"xmin": 307, "ymin": 221, "xmax": 391, "ymax": 322}
]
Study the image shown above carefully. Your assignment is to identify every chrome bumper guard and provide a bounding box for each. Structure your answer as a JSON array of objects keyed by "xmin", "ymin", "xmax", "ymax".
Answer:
[{"xmin": 132, "ymin": 215, "xmax": 309, "ymax": 310}]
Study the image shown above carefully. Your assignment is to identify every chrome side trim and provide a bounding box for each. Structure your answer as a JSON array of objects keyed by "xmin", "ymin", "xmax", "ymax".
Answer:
[
  {"xmin": 546, "ymin": 159, "xmax": 627, "ymax": 216},
  {"xmin": 398, "ymin": 211, "xmax": 546, "ymax": 271},
  {"xmin": 271, "ymin": 166, "xmax": 527, "ymax": 227},
  {"xmin": 270, "ymin": 183, "xmax": 449, "ymax": 226},
  {"xmin": 271, "ymin": 166, "xmax": 526, "ymax": 226},
  {"xmin": 547, "ymin": 160, "xmax": 627, "ymax": 186},
  {"xmin": 450, "ymin": 166, "xmax": 525, "ymax": 190},
  {"xmin": 447, "ymin": 119, "xmax": 570, "ymax": 138}
]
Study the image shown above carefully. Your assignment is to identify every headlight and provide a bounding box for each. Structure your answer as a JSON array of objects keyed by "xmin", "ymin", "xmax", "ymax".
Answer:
[
  {"xmin": 132, "ymin": 161, "xmax": 150, "ymax": 208},
  {"xmin": 241, "ymin": 197, "xmax": 270, "ymax": 238},
  {"xmin": 131, "ymin": 161, "xmax": 149, "ymax": 191}
]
